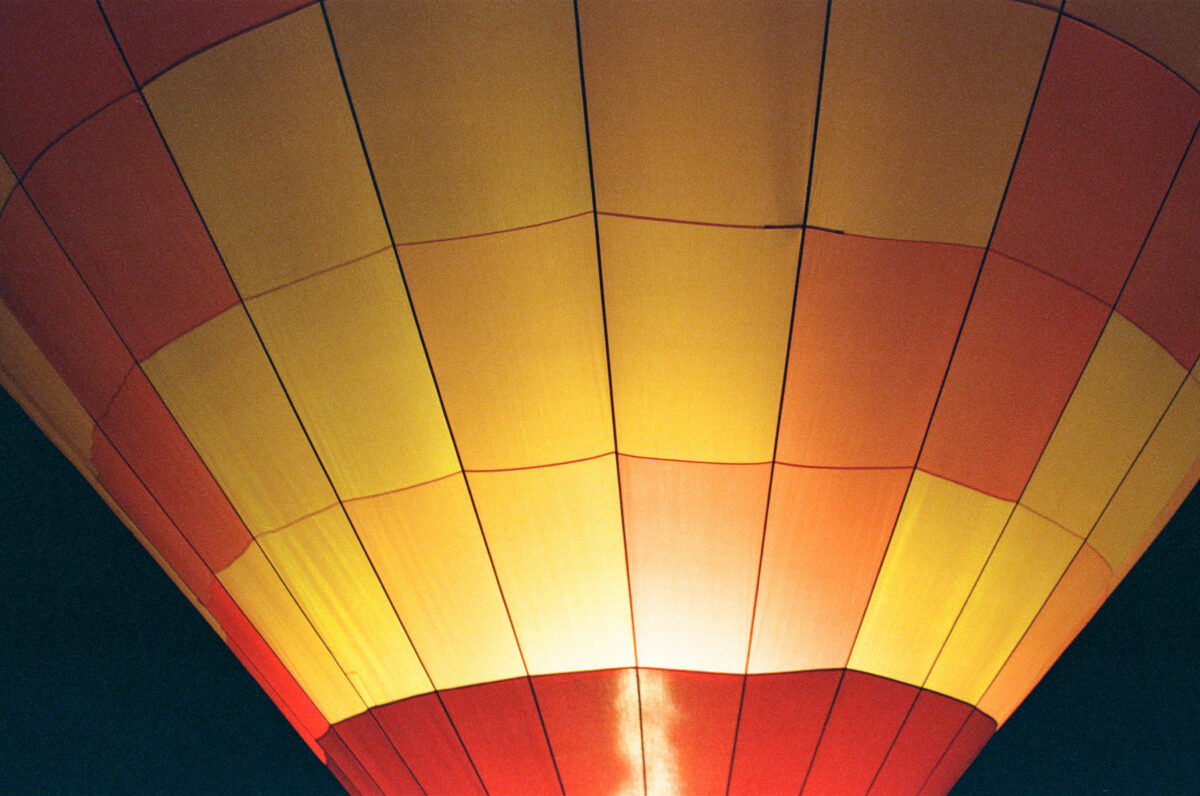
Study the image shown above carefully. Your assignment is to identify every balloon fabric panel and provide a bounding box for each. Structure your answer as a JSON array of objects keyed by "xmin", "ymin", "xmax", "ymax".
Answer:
[
  {"xmin": 925, "ymin": 507, "xmax": 1082, "ymax": 703},
  {"xmin": 0, "ymin": 0, "xmax": 132, "ymax": 174},
  {"xmin": 143, "ymin": 5, "xmax": 390, "ymax": 298},
  {"xmin": 1066, "ymin": 0, "xmax": 1200, "ymax": 91},
  {"xmin": 1089, "ymin": 377, "xmax": 1200, "ymax": 572},
  {"xmin": 918, "ymin": 251, "xmax": 1109, "ymax": 501},
  {"xmin": 398, "ymin": 215, "xmax": 612, "ymax": 471},
  {"xmin": 1022, "ymin": 314, "xmax": 1186, "ymax": 541},
  {"xmin": 849, "ymin": 471, "xmax": 1014, "ymax": 685},
  {"xmin": 255, "ymin": 505, "xmax": 432, "ymax": 708},
  {"xmin": 245, "ymin": 251, "xmax": 458, "ymax": 498},
  {"xmin": 579, "ymin": 0, "xmax": 824, "ymax": 225},
  {"xmin": 343, "ymin": 475, "xmax": 526, "ymax": 692},
  {"xmin": 808, "ymin": 0, "xmax": 1056, "ymax": 246},
  {"xmin": 619, "ymin": 456, "xmax": 770, "ymax": 672},
  {"xmin": 21, "ymin": 93, "xmax": 236, "ymax": 362},
  {"xmin": 1117, "ymin": 140, "xmax": 1200, "ymax": 370},
  {"xmin": 466, "ymin": 456, "xmax": 634, "ymax": 676},
  {"xmin": 870, "ymin": 690, "xmax": 976, "ymax": 796},
  {"xmin": 324, "ymin": 0, "xmax": 591, "ymax": 244},
  {"xmin": 99, "ymin": 0, "xmax": 313, "ymax": 85},
  {"xmin": 600, "ymin": 215, "xmax": 800, "ymax": 463},
  {"xmin": 748, "ymin": 465, "xmax": 908, "ymax": 673},
  {"xmin": 991, "ymin": 18, "xmax": 1200, "ymax": 305},
  {"xmin": 776, "ymin": 231, "xmax": 977, "ymax": 468},
  {"xmin": 977, "ymin": 542, "xmax": 1111, "ymax": 724}
]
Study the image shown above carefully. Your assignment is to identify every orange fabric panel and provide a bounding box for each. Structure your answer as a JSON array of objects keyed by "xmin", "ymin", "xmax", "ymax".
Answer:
[
  {"xmin": 919, "ymin": 252, "xmax": 1108, "ymax": 500},
  {"xmin": 620, "ymin": 456, "xmax": 770, "ymax": 672},
  {"xmin": 976, "ymin": 543, "xmax": 1111, "ymax": 726},
  {"xmin": 398, "ymin": 215, "xmax": 612, "ymax": 470},
  {"xmin": 748, "ymin": 465, "xmax": 909, "ymax": 673},
  {"xmin": 992, "ymin": 18, "xmax": 1200, "ymax": 304},
  {"xmin": 1117, "ymin": 140, "xmax": 1200, "ymax": 370},
  {"xmin": 777, "ymin": 231, "xmax": 977, "ymax": 468},
  {"xmin": 579, "ymin": 0, "xmax": 825, "ymax": 225}
]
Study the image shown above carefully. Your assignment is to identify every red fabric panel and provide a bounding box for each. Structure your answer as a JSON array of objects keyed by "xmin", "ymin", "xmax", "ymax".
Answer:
[
  {"xmin": 0, "ymin": 191, "xmax": 133, "ymax": 418},
  {"xmin": 326, "ymin": 756, "xmax": 360, "ymax": 796},
  {"xmin": 371, "ymin": 694, "xmax": 485, "ymax": 796},
  {"xmin": 23, "ymin": 93, "xmax": 237, "ymax": 361},
  {"xmin": 919, "ymin": 252, "xmax": 1108, "ymax": 500},
  {"xmin": 870, "ymin": 689, "xmax": 974, "ymax": 795},
  {"xmin": 727, "ymin": 669, "xmax": 840, "ymax": 795},
  {"xmin": 0, "ymin": 0, "xmax": 133, "ymax": 174},
  {"xmin": 640, "ymin": 669, "xmax": 742, "ymax": 796},
  {"xmin": 533, "ymin": 668, "xmax": 643, "ymax": 796},
  {"xmin": 89, "ymin": 430, "xmax": 211, "ymax": 604},
  {"xmin": 919, "ymin": 710, "xmax": 996, "ymax": 796},
  {"xmin": 439, "ymin": 677, "xmax": 561, "ymax": 796},
  {"xmin": 319, "ymin": 729, "xmax": 383, "ymax": 796},
  {"xmin": 206, "ymin": 578, "xmax": 330, "ymax": 743},
  {"xmin": 332, "ymin": 714, "xmax": 422, "ymax": 796},
  {"xmin": 992, "ymin": 19, "xmax": 1200, "ymax": 305},
  {"xmin": 100, "ymin": 0, "xmax": 313, "ymax": 85},
  {"xmin": 778, "ymin": 231, "xmax": 978, "ymax": 468},
  {"xmin": 99, "ymin": 369, "xmax": 252, "ymax": 571},
  {"xmin": 800, "ymin": 670, "xmax": 917, "ymax": 796},
  {"xmin": 1118, "ymin": 137, "xmax": 1200, "ymax": 370}
]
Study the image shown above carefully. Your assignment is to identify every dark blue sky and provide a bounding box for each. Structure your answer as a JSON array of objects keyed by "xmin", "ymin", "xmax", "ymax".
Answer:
[{"xmin": 1, "ymin": 386, "xmax": 1196, "ymax": 794}]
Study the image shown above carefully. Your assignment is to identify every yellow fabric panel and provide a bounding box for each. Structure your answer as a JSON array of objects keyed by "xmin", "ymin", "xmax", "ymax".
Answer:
[
  {"xmin": 143, "ymin": 6, "xmax": 389, "ymax": 297},
  {"xmin": 399, "ymin": 216, "xmax": 612, "ymax": 470},
  {"xmin": 579, "ymin": 0, "xmax": 825, "ymax": 225},
  {"xmin": 809, "ymin": 0, "xmax": 1055, "ymax": 245},
  {"xmin": 324, "ymin": 0, "xmax": 589, "ymax": 243},
  {"xmin": 601, "ymin": 216, "xmax": 800, "ymax": 462},
  {"xmin": 1022, "ymin": 314, "xmax": 1185, "ymax": 538},
  {"xmin": 256, "ymin": 505, "xmax": 432, "ymax": 707},
  {"xmin": 467, "ymin": 456, "xmax": 635, "ymax": 676},
  {"xmin": 1067, "ymin": 0, "xmax": 1200, "ymax": 91},
  {"xmin": 143, "ymin": 306, "xmax": 336, "ymax": 534},
  {"xmin": 246, "ymin": 251, "xmax": 458, "ymax": 499},
  {"xmin": 848, "ymin": 471, "xmax": 1013, "ymax": 685},
  {"xmin": 219, "ymin": 543, "xmax": 366, "ymax": 723},
  {"xmin": 1111, "ymin": 439, "xmax": 1200, "ymax": 588},
  {"xmin": 1090, "ymin": 376, "xmax": 1200, "ymax": 571},
  {"xmin": 0, "ymin": 298, "xmax": 95, "ymax": 462},
  {"xmin": 924, "ymin": 507, "xmax": 1080, "ymax": 704},
  {"xmin": 344, "ymin": 475, "xmax": 526, "ymax": 691}
]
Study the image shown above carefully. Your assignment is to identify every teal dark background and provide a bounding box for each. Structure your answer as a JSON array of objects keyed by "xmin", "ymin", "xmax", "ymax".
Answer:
[{"xmin": 1, "ymin": 386, "xmax": 1196, "ymax": 794}]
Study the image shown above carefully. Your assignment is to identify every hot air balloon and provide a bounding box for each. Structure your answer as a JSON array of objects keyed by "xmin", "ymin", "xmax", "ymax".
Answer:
[{"xmin": 2, "ymin": 1, "xmax": 1198, "ymax": 793}]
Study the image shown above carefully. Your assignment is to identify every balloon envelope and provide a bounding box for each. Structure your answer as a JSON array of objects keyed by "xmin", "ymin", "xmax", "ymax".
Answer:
[{"xmin": 1, "ymin": 1, "xmax": 1198, "ymax": 793}]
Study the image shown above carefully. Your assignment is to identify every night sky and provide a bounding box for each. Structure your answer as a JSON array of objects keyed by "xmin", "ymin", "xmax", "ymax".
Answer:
[{"xmin": 1, "ymin": 385, "xmax": 1196, "ymax": 794}]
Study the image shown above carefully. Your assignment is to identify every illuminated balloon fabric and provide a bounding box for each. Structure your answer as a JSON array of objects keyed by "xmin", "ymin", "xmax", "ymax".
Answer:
[{"xmin": 1, "ymin": 0, "xmax": 1198, "ymax": 793}]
